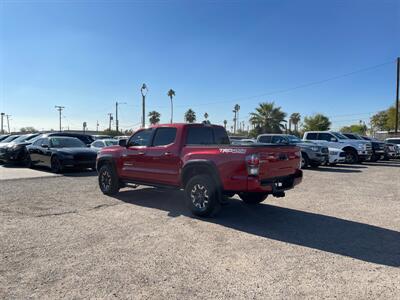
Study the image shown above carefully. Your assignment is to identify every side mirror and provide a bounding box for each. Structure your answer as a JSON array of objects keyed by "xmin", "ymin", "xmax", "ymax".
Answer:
[
  {"xmin": 41, "ymin": 144, "xmax": 49, "ymax": 148},
  {"xmin": 118, "ymin": 139, "xmax": 127, "ymax": 147}
]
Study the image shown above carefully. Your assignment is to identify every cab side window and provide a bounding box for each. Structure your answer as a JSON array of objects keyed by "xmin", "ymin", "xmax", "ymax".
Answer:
[
  {"xmin": 318, "ymin": 133, "xmax": 334, "ymax": 141},
  {"xmin": 152, "ymin": 128, "xmax": 177, "ymax": 146},
  {"xmin": 258, "ymin": 136, "xmax": 271, "ymax": 143},
  {"xmin": 128, "ymin": 129, "xmax": 153, "ymax": 147},
  {"xmin": 305, "ymin": 133, "xmax": 317, "ymax": 140}
]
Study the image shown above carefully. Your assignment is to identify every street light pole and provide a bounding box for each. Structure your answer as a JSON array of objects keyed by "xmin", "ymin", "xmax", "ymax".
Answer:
[
  {"xmin": 0, "ymin": 113, "xmax": 4, "ymax": 134},
  {"xmin": 141, "ymin": 84, "xmax": 148, "ymax": 128}
]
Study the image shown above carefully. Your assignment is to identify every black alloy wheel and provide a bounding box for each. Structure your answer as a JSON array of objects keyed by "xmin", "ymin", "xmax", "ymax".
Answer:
[{"xmin": 51, "ymin": 156, "xmax": 63, "ymax": 173}]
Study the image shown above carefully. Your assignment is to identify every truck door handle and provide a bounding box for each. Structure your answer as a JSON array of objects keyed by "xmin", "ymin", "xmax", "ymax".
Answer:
[
  {"xmin": 164, "ymin": 152, "xmax": 172, "ymax": 156},
  {"xmin": 138, "ymin": 151, "xmax": 145, "ymax": 155}
]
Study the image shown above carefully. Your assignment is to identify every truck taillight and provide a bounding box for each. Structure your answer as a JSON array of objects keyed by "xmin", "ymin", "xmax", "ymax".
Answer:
[{"xmin": 246, "ymin": 153, "xmax": 260, "ymax": 176}]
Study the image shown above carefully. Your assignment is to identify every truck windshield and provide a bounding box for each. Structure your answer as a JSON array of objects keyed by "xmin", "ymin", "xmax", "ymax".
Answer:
[
  {"xmin": 332, "ymin": 132, "xmax": 348, "ymax": 140},
  {"xmin": 287, "ymin": 135, "xmax": 302, "ymax": 143}
]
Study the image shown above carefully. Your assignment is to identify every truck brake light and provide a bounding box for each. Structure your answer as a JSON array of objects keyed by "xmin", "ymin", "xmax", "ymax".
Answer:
[{"xmin": 246, "ymin": 153, "xmax": 260, "ymax": 176}]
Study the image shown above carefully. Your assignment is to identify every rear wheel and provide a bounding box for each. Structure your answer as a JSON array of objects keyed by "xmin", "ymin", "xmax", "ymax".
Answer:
[
  {"xmin": 185, "ymin": 175, "xmax": 220, "ymax": 217},
  {"xmin": 344, "ymin": 149, "xmax": 358, "ymax": 164},
  {"xmin": 239, "ymin": 192, "xmax": 268, "ymax": 204},
  {"xmin": 51, "ymin": 156, "xmax": 63, "ymax": 173},
  {"xmin": 98, "ymin": 164, "xmax": 120, "ymax": 195}
]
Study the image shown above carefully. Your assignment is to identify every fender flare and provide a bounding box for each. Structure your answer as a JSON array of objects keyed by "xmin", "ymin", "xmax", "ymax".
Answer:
[{"xmin": 181, "ymin": 160, "xmax": 223, "ymax": 189}]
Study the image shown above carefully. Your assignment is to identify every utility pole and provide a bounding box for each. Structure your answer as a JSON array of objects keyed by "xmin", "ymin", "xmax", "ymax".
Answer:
[
  {"xmin": 55, "ymin": 106, "xmax": 65, "ymax": 132},
  {"xmin": 0, "ymin": 113, "xmax": 4, "ymax": 134},
  {"xmin": 395, "ymin": 57, "xmax": 400, "ymax": 134},
  {"xmin": 108, "ymin": 113, "xmax": 113, "ymax": 131},
  {"xmin": 6, "ymin": 115, "xmax": 11, "ymax": 133},
  {"xmin": 116, "ymin": 101, "xmax": 119, "ymax": 133},
  {"xmin": 115, "ymin": 101, "xmax": 127, "ymax": 133},
  {"xmin": 96, "ymin": 120, "xmax": 99, "ymax": 132}
]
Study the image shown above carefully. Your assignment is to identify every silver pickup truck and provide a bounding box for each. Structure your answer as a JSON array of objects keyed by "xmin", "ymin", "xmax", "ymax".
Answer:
[{"xmin": 257, "ymin": 134, "xmax": 329, "ymax": 168}]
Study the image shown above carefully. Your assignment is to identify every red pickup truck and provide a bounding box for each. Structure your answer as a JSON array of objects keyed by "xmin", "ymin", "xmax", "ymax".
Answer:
[{"xmin": 97, "ymin": 123, "xmax": 302, "ymax": 216}]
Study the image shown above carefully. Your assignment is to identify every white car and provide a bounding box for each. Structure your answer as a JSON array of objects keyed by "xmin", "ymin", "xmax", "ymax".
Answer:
[
  {"xmin": 90, "ymin": 139, "xmax": 118, "ymax": 152},
  {"xmin": 327, "ymin": 147, "xmax": 346, "ymax": 165}
]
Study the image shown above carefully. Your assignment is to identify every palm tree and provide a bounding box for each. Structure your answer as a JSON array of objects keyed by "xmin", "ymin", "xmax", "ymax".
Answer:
[
  {"xmin": 184, "ymin": 109, "xmax": 196, "ymax": 123},
  {"xmin": 148, "ymin": 111, "xmax": 161, "ymax": 125},
  {"xmin": 223, "ymin": 120, "xmax": 227, "ymax": 129},
  {"xmin": 167, "ymin": 89, "xmax": 175, "ymax": 123},
  {"xmin": 249, "ymin": 102, "xmax": 287, "ymax": 134},
  {"xmin": 289, "ymin": 113, "xmax": 301, "ymax": 133},
  {"xmin": 233, "ymin": 104, "xmax": 240, "ymax": 133}
]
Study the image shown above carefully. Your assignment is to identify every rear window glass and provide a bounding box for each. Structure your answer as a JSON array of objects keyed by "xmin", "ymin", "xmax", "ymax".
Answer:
[
  {"xmin": 213, "ymin": 127, "xmax": 230, "ymax": 144},
  {"xmin": 318, "ymin": 133, "xmax": 334, "ymax": 141},
  {"xmin": 153, "ymin": 128, "xmax": 177, "ymax": 146}
]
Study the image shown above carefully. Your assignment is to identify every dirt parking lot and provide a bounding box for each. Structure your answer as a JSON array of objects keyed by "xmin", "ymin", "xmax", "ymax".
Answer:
[{"xmin": 1, "ymin": 161, "xmax": 399, "ymax": 299}]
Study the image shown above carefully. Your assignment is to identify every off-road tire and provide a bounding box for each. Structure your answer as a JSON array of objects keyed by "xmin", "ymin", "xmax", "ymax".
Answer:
[
  {"xmin": 98, "ymin": 164, "xmax": 120, "ymax": 195},
  {"xmin": 185, "ymin": 175, "xmax": 221, "ymax": 217}
]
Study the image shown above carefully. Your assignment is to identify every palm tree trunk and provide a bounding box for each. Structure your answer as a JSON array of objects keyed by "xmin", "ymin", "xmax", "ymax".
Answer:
[{"xmin": 170, "ymin": 96, "xmax": 173, "ymax": 123}]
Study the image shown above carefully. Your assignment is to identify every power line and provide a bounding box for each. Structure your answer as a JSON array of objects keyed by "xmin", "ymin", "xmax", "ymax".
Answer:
[{"xmin": 169, "ymin": 60, "xmax": 394, "ymax": 108}]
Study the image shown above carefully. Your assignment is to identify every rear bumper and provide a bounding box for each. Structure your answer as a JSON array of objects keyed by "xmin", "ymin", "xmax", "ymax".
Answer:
[
  {"xmin": 0, "ymin": 150, "xmax": 25, "ymax": 163},
  {"xmin": 247, "ymin": 170, "xmax": 303, "ymax": 193}
]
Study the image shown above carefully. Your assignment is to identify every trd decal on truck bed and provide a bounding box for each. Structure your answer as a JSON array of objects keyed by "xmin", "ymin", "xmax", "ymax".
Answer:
[{"xmin": 219, "ymin": 148, "xmax": 247, "ymax": 154}]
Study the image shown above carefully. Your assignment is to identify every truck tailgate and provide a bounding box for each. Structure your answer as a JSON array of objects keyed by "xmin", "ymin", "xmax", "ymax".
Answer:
[{"xmin": 254, "ymin": 146, "xmax": 300, "ymax": 179}]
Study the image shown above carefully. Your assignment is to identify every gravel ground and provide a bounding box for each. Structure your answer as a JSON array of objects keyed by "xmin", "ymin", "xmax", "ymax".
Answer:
[{"xmin": 1, "ymin": 161, "xmax": 399, "ymax": 299}]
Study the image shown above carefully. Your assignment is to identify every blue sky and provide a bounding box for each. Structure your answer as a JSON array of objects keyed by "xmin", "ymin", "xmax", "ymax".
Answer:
[{"xmin": 1, "ymin": 0, "xmax": 399, "ymax": 132}]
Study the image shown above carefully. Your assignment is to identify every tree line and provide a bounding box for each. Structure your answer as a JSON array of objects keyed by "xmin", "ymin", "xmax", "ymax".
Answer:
[{"xmin": 16, "ymin": 97, "xmax": 398, "ymax": 137}]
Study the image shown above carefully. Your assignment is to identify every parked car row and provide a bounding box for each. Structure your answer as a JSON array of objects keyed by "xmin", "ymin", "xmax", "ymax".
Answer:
[
  {"xmin": 230, "ymin": 131, "xmax": 400, "ymax": 167},
  {"xmin": 0, "ymin": 132, "xmax": 96, "ymax": 173}
]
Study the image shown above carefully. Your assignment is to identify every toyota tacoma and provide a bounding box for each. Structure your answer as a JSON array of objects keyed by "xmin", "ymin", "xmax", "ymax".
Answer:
[{"xmin": 96, "ymin": 123, "xmax": 303, "ymax": 217}]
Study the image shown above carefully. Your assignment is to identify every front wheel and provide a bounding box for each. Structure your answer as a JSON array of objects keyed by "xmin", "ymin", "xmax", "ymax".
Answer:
[
  {"xmin": 301, "ymin": 153, "xmax": 309, "ymax": 169},
  {"xmin": 344, "ymin": 149, "xmax": 358, "ymax": 164},
  {"xmin": 51, "ymin": 156, "xmax": 63, "ymax": 173},
  {"xmin": 239, "ymin": 192, "xmax": 268, "ymax": 204},
  {"xmin": 185, "ymin": 175, "xmax": 221, "ymax": 217},
  {"xmin": 98, "ymin": 164, "xmax": 120, "ymax": 195}
]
